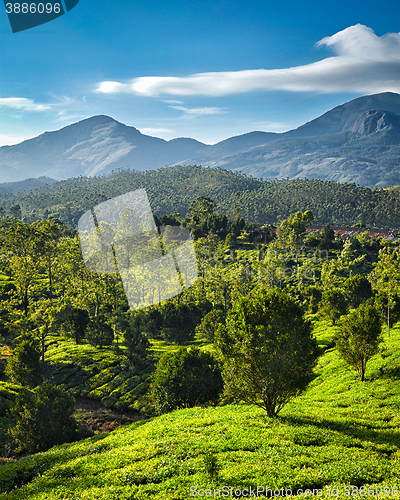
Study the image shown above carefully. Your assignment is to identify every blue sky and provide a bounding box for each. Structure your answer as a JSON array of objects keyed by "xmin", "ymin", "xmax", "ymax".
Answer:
[{"xmin": 0, "ymin": 0, "xmax": 399, "ymax": 146}]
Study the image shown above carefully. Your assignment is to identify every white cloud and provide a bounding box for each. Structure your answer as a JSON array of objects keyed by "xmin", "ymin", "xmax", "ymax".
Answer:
[
  {"xmin": 95, "ymin": 25, "xmax": 400, "ymax": 97},
  {"xmin": 0, "ymin": 132, "xmax": 35, "ymax": 147},
  {"xmin": 162, "ymin": 99, "xmax": 184, "ymax": 105},
  {"xmin": 56, "ymin": 111, "xmax": 87, "ymax": 122},
  {"xmin": 170, "ymin": 105, "xmax": 226, "ymax": 116},
  {"xmin": 249, "ymin": 120, "xmax": 290, "ymax": 132},
  {"xmin": 139, "ymin": 127, "xmax": 175, "ymax": 136},
  {"xmin": 0, "ymin": 97, "xmax": 51, "ymax": 112}
]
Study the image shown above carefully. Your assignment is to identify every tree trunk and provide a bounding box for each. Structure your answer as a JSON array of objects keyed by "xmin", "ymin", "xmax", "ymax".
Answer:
[
  {"xmin": 24, "ymin": 289, "xmax": 28, "ymax": 316},
  {"xmin": 387, "ymin": 293, "xmax": 390, "ymax": 338},
  {"xmin": 48, "ymin": 255, "xmax": 53, "ymax": 303},
  {"xmin": 41, "ymin": 330, "xmax": 46, "ymax": 382}
]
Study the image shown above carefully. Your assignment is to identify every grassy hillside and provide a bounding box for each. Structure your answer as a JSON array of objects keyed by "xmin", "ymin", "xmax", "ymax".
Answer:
[
  {"xmin": 1, "ymin": 322, "xmax": 399, "ymax": 499},
  {"xmin": 44, "ymin": 336, "xmax": 208, "ymax": 413},
  {"xmin": 0, "ymin": 336, "xmax": 210, "ymax": 450},
  {"xmin": 44, "ymin": 335, "xmax": 154, "ymax": 414}
]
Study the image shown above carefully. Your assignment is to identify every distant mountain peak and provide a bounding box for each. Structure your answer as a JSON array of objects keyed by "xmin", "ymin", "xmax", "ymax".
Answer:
[
  {"xmin": 287, "ymin": 92, "xmax": 400, "ymax": 138},
  {"xmin": 1, "ymin": 92, "xmax": 400, "ymax": 187},
  {"xmin": 78, "ymin": 115, "xmax": 118, "ymax": 124}
]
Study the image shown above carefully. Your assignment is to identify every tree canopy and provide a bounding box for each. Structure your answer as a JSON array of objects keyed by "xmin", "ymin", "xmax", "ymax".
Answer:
[{"xmin": 215, "ymin": 287, "xmax": 319, "ymax": 417}]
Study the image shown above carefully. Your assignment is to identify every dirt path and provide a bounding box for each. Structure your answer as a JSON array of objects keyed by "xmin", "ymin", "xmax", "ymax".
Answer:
[{"xmin": 74, "ymin": 397, "xmax": 148, "ymax": 437}]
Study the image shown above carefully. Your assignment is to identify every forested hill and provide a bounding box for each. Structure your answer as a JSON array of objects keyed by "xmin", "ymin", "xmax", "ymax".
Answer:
[{"xmin": 0, "ymin": 166, "xmax": 399, "ymax": 228}]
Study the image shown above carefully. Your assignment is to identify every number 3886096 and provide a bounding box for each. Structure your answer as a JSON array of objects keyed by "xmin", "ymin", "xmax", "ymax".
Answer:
[{"xmin": 5, "ymin": 3, "xmax": 61, "ymax": 14}]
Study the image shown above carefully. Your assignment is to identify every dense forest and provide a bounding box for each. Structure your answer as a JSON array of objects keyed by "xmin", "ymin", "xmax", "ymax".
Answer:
[{"xmin": 0, "ymin": 166, "xmax": 400, "ymax": 228}]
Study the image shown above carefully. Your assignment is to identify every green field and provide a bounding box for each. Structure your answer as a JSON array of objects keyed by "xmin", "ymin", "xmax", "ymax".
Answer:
[{"xmin": 0, "ymin": 322, "xmax": 399, "ymax": 499}]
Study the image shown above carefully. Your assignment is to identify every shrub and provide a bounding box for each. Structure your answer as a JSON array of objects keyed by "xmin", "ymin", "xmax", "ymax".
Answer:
[
  {"xmin": 150, "ymin": 347, "xmax": 223, "ymax": 414},
  {"xmin": 8, "ymin": 383, "xmax": 77, "ymax": 453},
  {"xmin": 86, "ymin": 315, "xmax": 114, "ymax": 348},
  {"xmin": 5, "ymin": 335, "xmax": 41, "ymax": 388}
]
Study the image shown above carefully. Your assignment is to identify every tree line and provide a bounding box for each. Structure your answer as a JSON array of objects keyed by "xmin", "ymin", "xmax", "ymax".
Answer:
[{"xmin": 1, "ymin": 166, "xmax": 400, "ymax": 228}]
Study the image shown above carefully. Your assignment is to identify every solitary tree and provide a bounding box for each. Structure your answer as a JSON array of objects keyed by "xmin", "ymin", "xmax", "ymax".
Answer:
[
  {"xmin": 123, "ymin": 314, "xmax": 150, "ymax": 363},
  {"xmin": 336, "ymin": 302, "xmax": 383, "ymax": 381},
  {"xmin": 369, "ymin": 247, "xmax": 400, "ymax": 337},
  {"xmin": 215, "ymin": 287, "xmax": 319, "ymax": 417},
  {"xmin": 54, "ymin": 303, "xmax": 90, "ymax": 344},
  {"xmin": 318, "ymin": 288, "xmax": 348, "ymax": 325},
  {"xmin": 86, "ymin": 315, "xmax": 114, "ymax": 348},
  {"xmin": 195, "ymin": 308, "xmax": 225, "ymax": 341}
]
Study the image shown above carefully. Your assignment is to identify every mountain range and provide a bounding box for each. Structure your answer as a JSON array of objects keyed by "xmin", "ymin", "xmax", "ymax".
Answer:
[{"xmin": 0, "ymin": 92, "xmax": 399, "ymax": 188}]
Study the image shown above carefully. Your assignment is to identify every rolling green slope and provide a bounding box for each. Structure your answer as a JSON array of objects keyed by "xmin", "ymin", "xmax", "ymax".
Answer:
[
  {"xmin": 1, "ymin": 323, "xmax": 399, "ymax": 499},
  {"xmin": 44, "ymin": 336, "xmax": 154, "ymax": 414}
]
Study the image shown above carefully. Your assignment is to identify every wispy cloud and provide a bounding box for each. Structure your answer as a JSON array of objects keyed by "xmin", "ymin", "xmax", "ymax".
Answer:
[
  {"xmin": 162, "ymin": 99, "xmax": 184, "ymax": 105},
  {"xmin": 95, "ymin": 25, "xmax": 400, "ymax": 97},
  {"xmin": 139, "ymin": 127, "xmax": 175, "ymax": 136},
  {"xmin": 170, "ymin": 105, "xmax": 226, "ymax": 116},
  {"xmin": 56, "ymin": 111, "xmax": 87, "ymax": 122},
  {"xmin": 0, "ymin": 97, "xmax": 51, "ymax": 112},
  {"xmin": 0, "ymin": 132, "xmax": 35, "ymax": 147}
]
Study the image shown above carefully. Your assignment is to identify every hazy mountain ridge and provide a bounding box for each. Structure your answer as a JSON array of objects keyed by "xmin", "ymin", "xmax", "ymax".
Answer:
[
  {"xmin": 0, "ymin": 176, "xmax": 57, "ymax": 195},
  {"xmin": 284, "ymin": 92, "xmax": 400, "ymax": 138},
  {"xmin": 0, "ymin": 92, "xmax": 399, "ymax": 187},
  {"xmin": 196, "ymin": 129, "xmax": 400, "ymax": 187}
]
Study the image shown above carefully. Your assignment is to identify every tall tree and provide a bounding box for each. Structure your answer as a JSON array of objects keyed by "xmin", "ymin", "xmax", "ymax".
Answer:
[
  {"xmin": 30, "ymin": 299, "xmax": 57, "ymax": 382},
  {"xmin": 276, "ymin": 210, "xmax": 314, "ymax": 251},
  {"xmin": 369, "ymin": 246, "xmax": 400, "ymax": 337},
  {"xmin": 336, "ymin": 303, "xmax": 383, "ymax": 382},
  {"xmin": 215, "ymin": 287, "xmax": 319, "ymax": 417},
  {"xmin": 2, "ymin": 222, "xmax": 42, "ymax": 315},
  {"xmin": 35, "ymin": 218, "xmax": 63, "ymax": 302}
]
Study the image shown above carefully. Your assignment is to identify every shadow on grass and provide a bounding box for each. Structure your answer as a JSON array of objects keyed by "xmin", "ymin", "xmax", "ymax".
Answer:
[{"xmin": 278, "ymin": 413, "xmax": 400, "ymax": 453}]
